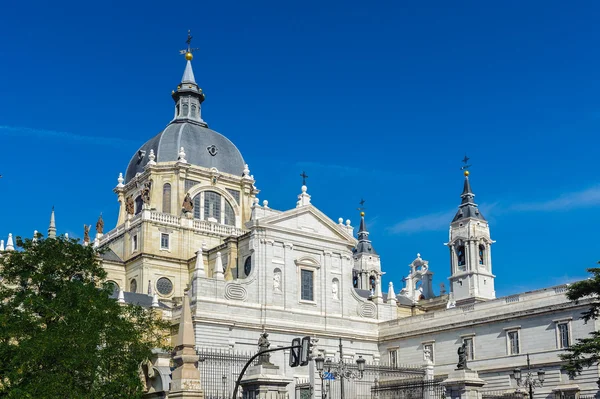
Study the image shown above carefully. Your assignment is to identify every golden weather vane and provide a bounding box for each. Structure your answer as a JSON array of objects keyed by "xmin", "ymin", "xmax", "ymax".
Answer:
[{"xmin": 179, "ymin": 30, "xmax": 200, "ymax": 61}]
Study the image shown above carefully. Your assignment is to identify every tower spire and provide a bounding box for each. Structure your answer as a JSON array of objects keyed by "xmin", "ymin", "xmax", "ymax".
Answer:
[
  {"xmin": 172, "ymin": 30, "xmax": 206, "ymax": 125},
  {"xmin": 48, "ymin": 206, "xmax": 56, "ymax": 238},
  {"xmin": 355, "ymin": 201, "xmax": 377, "ymax": 255},
  {"xmin": 452, "ymin": 159, "xmax": 485, "ymax": 222}
]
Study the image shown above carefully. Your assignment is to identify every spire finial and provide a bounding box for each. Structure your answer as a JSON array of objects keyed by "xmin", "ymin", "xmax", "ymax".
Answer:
[
  {"xmin": 358, "ymin": 198, "xmax": 366, "ymax": 217},
  {"xmin": 300, "ymin": 171, "xmax": 308, "ymax": 186},
  {"xmin": 179, "ymin": 30, "xmax": 199, "ymax": 61},
  {"xmin": 461, "ymin": 154, "xmax": 471, "ymax": 176}
]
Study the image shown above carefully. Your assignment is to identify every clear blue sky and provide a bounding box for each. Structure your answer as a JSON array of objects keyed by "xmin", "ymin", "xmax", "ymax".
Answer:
[{"xmin": 1, "ymin": 1, "xmax": 599, "ymax": 297}]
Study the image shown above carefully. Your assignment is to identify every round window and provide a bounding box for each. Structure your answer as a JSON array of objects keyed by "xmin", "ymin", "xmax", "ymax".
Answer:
[
  {"xmin": 156, "ymin": 277, "xmax": 173, "ymax": 295},
  {"xmin": 107, "ymin": 280, "xmax": 120, "ymax": 294},
  {"xmin": 130, "ymin": 279, "xmax": 137, "ymax": 293}
]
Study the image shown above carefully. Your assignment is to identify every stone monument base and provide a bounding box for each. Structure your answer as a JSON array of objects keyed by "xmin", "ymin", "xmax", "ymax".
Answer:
[
  {"xmin": 443, "ymin": 369, "xmax": 487, "ymax": 399},
  {"xmin": 240, "ymin": 364, "xmax": 293, "ymax": 399}
]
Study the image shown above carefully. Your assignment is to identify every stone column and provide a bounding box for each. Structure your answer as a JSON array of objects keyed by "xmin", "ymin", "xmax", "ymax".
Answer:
[{"xmin": 239, "ymin": 364, "xmax": 293, "ymax": 399}]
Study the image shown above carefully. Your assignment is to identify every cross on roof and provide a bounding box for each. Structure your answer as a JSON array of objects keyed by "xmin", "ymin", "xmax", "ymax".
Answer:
[
  {"xmin": 300, "ymin": 171, "xmax": 308, "ymax": 186},
  {"xmin": 460, "ymin": 155, "xmax": 471, "ymax": 170},
  {"xmin": 357, "ymin": 198, "xmax": 366, "ymax": 212}
]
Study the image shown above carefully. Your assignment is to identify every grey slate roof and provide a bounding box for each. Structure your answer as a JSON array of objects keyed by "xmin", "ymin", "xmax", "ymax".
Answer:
[
  {"xmin": 99, "ymin": 248, "xmax": 123, "ymax": 263},
  {"xmin": 452, "ymin": 176, "xmax": 486, "ymax": 222},
  {"xmin": 354, "ymin": 216, "xmax": 378, "ymax": 255},
  {"xmin": 125, "ymin": 121, "xmax": 246, "ymax": 182}
]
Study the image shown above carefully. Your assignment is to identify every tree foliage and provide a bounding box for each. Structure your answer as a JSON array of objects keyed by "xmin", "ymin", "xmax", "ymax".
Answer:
[
  {"xmin": 560, "ymin": 266, "xmax": 600, "ymax": 385},
  {"xmin": 0, "ymin": 235, "xmax": 170, "ymax": 398}
]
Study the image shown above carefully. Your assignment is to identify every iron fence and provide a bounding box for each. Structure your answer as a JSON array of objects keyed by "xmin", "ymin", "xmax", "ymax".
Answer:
[
  {"xmin": 197, "ymin": 347, "xmax": 253, "ymax": 399},
  {"xmin": 317, "ymin": 362, "xmax": 425, "ymax": 399},
  {"xmin": 370, "ymin": 377, "xmax": 445, "ymax": 399}
]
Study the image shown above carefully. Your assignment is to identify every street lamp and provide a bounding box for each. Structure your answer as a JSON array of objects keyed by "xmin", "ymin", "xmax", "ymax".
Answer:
[
  {"xmin": 512, "ymin": 354, "xmax": 545, "ymax": 398},
  {"xmin": 314, "ymin": 338, "xmax": 366, "ymax": 399}
]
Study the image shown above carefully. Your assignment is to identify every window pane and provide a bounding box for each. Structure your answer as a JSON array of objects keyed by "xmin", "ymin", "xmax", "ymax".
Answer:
[
  {"xmin": 161, "ymin": 233, "xmax": 169, "ymax": 249},
  {"xmin": 389, "ymin": 350, "xmax": 397, "ymax": 368},
  {"xmin": 301, "ymin": 269, "xmax": 313, "ymax": 301},
  {"xmin": 135, "ymin": 196, "xmax": 143, "ymax": 215},
  {"xmin": 204, "ymin": 191, "xmax": 221, "ymax": 221},
  {"xmin": 224, "ymin": 199, "xmax": 235, "ymax": 226},
  {"xmin": 509, "ymin": 331, "xmax": 519, "ymax": 354},
  {"xmin": 559, "ymin": 324, "xmax": 569, "ymax": 348},
  {"xmin": 464, "ymin": 338, "xmax": 474, "ymax": 360},
  {"xmin": 156, "ymin": 277, "xmax": 173, "ymax": 295},
  {"xmin": 162, "ymin": 183, "xmax": 171, "ymax": 214},
  {"xmin": 193, "ymin": 194, "xmax": 201, "ymax": 219}
]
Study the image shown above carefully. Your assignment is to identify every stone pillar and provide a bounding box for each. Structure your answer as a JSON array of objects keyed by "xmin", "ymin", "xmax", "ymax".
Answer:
[
  {"xmin": 239, "ymin": 364, "xmax": 293, "ymax": 399},
  {"xmin": 442, "ymin": 369, "xmax": 486, "ymax": 399}
]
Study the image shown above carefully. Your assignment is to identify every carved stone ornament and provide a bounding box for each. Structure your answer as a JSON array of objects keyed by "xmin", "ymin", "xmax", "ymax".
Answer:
[
  {"xmin": 141, "ymin": 182, "xmax": 151, "ymax": 205},
  {"xmin": 456, "ymin": 341, "xmax": 469, "ymax": 370},
  {"xmin": 83, "ymin": 225, "xmax": 90, "ymax": 243},
  {"xmin": 207, "ymin": 145, "xmax": 218, "ymax": 156},
  {"xmin": 273, "ymin": 270, "xmax": 282, "ymax": 292},
  {"xmin": 95, "ymin": 214, "xmax": 104, "ymax": 234},
  {"xmin": 125, "ymin": 196, "xmax": 135, "ymax": 215},
  {"xmin": 182, "ymin": 193, "xmax": 194, "ymax": 213}
]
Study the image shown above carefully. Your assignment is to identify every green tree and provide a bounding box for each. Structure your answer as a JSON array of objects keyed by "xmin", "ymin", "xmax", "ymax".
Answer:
[
  {"xmin": 560, "ymin": 266, "xmax": 600, "ymax": 387},
  {"xmin": 0, "ymin": 235, "xmax": 170, "ymax": 399}
]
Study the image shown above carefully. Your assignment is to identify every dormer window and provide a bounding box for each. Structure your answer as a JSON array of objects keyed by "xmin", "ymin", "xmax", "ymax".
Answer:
[
  {"xmin": 191, "ymin": 191, "xmax": 236, "ymax": 226},
  {"xmin": 182, "ymin": 103, "xmax": 189, "ymax": 117},
  {"xmin": 190, "ymin": 104, "xmax": 197, "ymax": 118}
]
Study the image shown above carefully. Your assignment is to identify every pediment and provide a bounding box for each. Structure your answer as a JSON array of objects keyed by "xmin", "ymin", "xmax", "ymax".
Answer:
[{"xmin": 259, "ymin": 205, "xmax": 356, "ymax": 244}]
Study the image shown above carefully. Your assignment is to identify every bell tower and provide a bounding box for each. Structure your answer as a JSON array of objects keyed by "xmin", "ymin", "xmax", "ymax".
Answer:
[{"xmin": 446, "ymin": 163, "xmax": 495, "ymax": 305}]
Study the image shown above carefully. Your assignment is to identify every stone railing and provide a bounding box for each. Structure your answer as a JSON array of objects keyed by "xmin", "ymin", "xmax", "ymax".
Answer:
[
  {"xmin": 193, "ymin": 219, "xmax": 246, "ymax": 237},
  {"xmin": 99, "ymin": 211, "xmax": 247, "ymax": 246},
  {"xmin": 149, "ymin": 211, "xmax": 180, "ymax": 226}
]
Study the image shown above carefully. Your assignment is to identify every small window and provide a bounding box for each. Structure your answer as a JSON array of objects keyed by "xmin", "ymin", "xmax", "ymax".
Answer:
[
  {"xmin": 478, "ymin": 244, "xmax": 485, "ymax": 265},
  {"xmin": 558, "ymin": 323, "xmax": 570, "ymax": 349},
  {"xmin": 160, "ymin": 233, "xmax": 169, "ymax": 250},
  {"xmin": 190, "ymin": 104, "xmax": 197, "ymax": 118},
  {"xmin": 301, "ymin": 269, "xmax": 314, "ymax": 301},
  {"xmin": 389, "ymin": 349, "xmax": 398, "ymax": 368},
  {"xmin": 135, "ymin": 196, "xmax": 143, "ymax": 215},
  {"xmin": 162, "ymin": 183, "xmax": 171, "ymax": 214},
  {"xmin": 156, "ymin": 277, "xmax": 173, "ymax": 296},
  {"xmin": 464, "ymin": 338, "xmax": 474, "ymax": 360},
  {"xmin": 193, "ymin": 194, "xmax": 202, "ymax": 219},
  {"xmin": 369, "ymin": 275, "xmax": 376, "ymax": 291},
  {"xmin": 182, "ymin": 103, "xmax": 189, "ymax": 117},
  {"xmin": 457, "ymin": 244, "xmax": 466, "ymax": 268},
  {"xmin": 132, "ymin": 234, "xmax": 138, "ymax": 251},
  {"xmin": 244, "ymin": 256, "xmax": 252, "ymax": 276},
  {"xmin": 130, "ymin": 279, "xmax": 137, "ymax": 293},
  {"xmin": 508, "ymin": 330, "xmax": 520, "ymax": 355},
  {"xmin": 424, "ymin": 343, "xmax": 434, "ymax": 363}
]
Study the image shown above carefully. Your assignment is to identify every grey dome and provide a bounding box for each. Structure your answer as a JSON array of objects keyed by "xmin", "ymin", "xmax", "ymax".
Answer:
[{"xmin": 126, "ymin": 121, "xmax": 245, "ymax": 182}]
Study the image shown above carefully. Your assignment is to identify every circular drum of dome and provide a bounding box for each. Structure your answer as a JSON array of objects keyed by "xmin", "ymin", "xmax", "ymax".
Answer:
[{"xmin": 156, "ymin": 277, "xmax": 174, "ymax": 296}]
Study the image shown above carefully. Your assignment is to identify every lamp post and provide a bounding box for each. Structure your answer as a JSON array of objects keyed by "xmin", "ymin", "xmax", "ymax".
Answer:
[
  {"xmin": 314, "ymin": 338, "xmax": 366, "ymax": 399},
  {"xmin": 222, "ymin": 374, "xmax": 227, "ymax": 399},
  {"xmin": 512, "ymin": 354, "xmax": 545, "ymax": 399}
]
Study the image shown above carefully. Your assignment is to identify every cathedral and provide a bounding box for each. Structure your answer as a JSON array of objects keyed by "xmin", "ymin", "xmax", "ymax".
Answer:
[{"xmin": 3, "ymin": 37, "xmax": 598, "ymax": 398}]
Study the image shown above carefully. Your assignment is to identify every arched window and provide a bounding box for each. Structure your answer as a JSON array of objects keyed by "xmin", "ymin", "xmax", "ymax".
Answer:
[
  {"xmin": 130, "ymin": 279, "xmax": 137, "ymax": 293},
  {"xmin": 182, "ymin": 103, "xmax": 189, "ymax": 117},
  {"xmin": 176, "ymin": 104, "xmax": 180, "ymax": 116},
  {"xmin": 204, "ymin": 191, "xmax": 221, "ymax": 221},
  {"xmin": 456, "ymin": 244, "xmax": 466, "ymax": 268},
  {"xmin": 353, "ymin": 271, "xmax": 359, "ymax": 288},
  {"xmin": 162, "ymin": 183, "xmax": 171, "ymax": 214},
  {"xmin": 479, "ymin": 244, "xmax": 485, "ymax": 265},
  {"xmin": 190, "ymin": 104, "xmax": 197, "ymax": 118},
  {"xmin": 134, "ymin": 196, "xmax": 143, "ymax": 215},
  {"xmin": 224, "ymin": 200, "xmax": 235, "ymax": 226},
  {"xmin": 370, "ymin": 275, "xmax": 376, "ymax": 291}
]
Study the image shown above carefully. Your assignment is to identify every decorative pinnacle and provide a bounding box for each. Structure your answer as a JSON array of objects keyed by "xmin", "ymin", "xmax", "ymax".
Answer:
[{"xmin": 179, "ymin": 30, "xmax": 199, "ymax": 61}]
